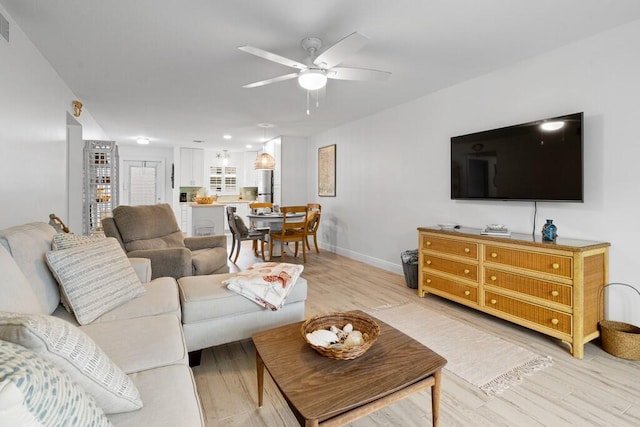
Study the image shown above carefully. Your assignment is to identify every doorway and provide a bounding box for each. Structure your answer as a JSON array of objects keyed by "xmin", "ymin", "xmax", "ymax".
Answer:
[{"xmin": 122, "ymin": 160, "xmax": 165, "ymax": 205}]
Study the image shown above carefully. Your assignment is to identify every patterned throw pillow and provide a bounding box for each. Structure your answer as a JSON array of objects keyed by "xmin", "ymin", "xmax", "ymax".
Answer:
[
  {"xmin": 52, "ymin": 233, "xmax": 106, "ymax": 250},
  {"xmin": 0, "ymin": 340, "xmax": 111, "ymax": 426},
  {"xmin": 45, "ymin": 238, "xmax": 146, "ymax": 325},
  {"xmin": 0, "ymin": 312, "xmax": 142, "ymax": 414}
]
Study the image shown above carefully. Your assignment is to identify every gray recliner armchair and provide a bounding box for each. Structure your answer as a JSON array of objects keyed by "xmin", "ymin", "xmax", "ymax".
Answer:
[{"xmin": 103, "ymin": 203, "xmax": 229, "ymax": 279}]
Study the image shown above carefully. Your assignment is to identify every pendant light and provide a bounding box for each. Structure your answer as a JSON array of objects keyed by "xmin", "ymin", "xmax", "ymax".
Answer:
[{"xmin": 255, "ymin": 124, "xmax": 276, "ymax": 170}]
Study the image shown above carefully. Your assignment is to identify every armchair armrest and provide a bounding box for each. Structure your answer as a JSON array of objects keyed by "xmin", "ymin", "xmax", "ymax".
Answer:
[
  {"xmin": 128, "ymin": 257, "xmax": 152, "ymax": 283},
  {"xmin": 184, "ymin": 235, "xmax": 227, "ymax": 251},
  {"xmin": 127, "ymin": 248, "xmax": 192, "ymax": 280}
]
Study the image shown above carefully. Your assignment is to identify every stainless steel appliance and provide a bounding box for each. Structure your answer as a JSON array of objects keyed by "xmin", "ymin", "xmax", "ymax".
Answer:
[{"xmin": 257, "ymin": 170, "xmax": 273, "ymax": 203}]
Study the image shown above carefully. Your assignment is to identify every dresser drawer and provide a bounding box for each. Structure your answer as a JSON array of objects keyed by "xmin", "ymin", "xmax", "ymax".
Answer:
[
  {"xmin": 485, "ymin": 245, "xmax": 573, "ymax": 279},
  {"xmin": 424, "ymin": 274, "xmax": 478, "ymax": 303},
  {"xmin": 423, "ymin": 235, "xmax": 478, "ymax": 260},
  {"xmin": 424, "ymin": 254, "xmax": 478, "ymax": 281},
  {"xmin": 484, "ymin": 291, "xmax": 572, "ymax": 335},
  {"xmin": 485, "ymin": 269, "xmax": 572, "ymax": 307}
]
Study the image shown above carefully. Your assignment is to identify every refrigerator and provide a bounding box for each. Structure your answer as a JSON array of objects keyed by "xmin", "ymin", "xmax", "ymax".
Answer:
[{"xmin": 257, "ymin": 170, "xmax": 273, "ymax": 203}]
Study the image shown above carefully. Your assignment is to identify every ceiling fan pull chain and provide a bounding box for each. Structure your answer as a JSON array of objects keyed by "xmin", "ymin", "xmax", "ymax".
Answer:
[
  {"xmin": 315, "ymin": 89, "xmax": 320, "ymax": 108},
  {"xmin": 306, "ymin": 90, "xmax": 310, "ymax": 115}
]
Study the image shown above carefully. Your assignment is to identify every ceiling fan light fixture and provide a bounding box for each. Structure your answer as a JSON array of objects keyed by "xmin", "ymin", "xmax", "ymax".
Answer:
[{"xmin": 298, "ymin": 69, "xmax": 327, "ymax": 91}]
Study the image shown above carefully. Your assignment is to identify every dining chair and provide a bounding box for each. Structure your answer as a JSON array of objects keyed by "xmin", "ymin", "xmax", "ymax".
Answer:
[
  {"xmin": 226, "ymin": 206, "xmax": 267, "ymax": 263},
  {"xmin": 249, "ymin": 202, "xmax": 273, "ymax": 213},
  {"xmin": 305, "ymin": 203, "xmax": 322, "ymax": 253},
  {"xmin": 269, "ymin": 205, "xmax": 309, "ymax": 263}
]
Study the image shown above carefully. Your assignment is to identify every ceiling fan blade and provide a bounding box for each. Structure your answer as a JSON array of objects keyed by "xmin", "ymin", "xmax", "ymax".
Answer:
[
  {"xmin": 238, "ymin": 46, "xmax": 307, "ymax": 70},
  {"xmin": 242, "ymin": 73, "xmax": 298, "ymax": 88},
  {"xmin": 327, "ymin": 67, "xmax": 391, "ymax": 81},
  {"xmin": 313, "ymin": 32, "xmax": 368, "ymax": 69}
]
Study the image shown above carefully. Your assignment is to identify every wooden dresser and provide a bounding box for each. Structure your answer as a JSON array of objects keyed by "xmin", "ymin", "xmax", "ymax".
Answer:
[{"xmin": 418, "ymin": 227, "xmax": 610, "ymax": 358}]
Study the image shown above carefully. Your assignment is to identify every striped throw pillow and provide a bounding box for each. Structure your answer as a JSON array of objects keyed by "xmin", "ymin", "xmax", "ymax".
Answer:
[{"xmin": 45, "ymin": 238, "xmax": 146, "ymax": 325}]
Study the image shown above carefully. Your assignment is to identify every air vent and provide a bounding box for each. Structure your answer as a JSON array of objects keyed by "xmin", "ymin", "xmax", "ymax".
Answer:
[{"xmin": 0, "ymin": 12, "xmax": 9, "ymax": 42}]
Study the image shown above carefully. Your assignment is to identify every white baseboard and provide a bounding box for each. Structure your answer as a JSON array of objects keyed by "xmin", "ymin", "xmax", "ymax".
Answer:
[{"xmin": 318, "ymin": 242, "xmax": 404, "ymax": 275}]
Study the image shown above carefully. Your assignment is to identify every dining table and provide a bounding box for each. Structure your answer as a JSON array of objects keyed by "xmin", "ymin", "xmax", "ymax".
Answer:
[{"xmin": 246, "ymin": 212, "xmax": 306, "ymax": 259}]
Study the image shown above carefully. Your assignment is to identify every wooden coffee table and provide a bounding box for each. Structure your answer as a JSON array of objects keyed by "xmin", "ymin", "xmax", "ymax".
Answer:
[{"xmin": 252, "ymin": 310, "xmax": 447, "ymax": 426}]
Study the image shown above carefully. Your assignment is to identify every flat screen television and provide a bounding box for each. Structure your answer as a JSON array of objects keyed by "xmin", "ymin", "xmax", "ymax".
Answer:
[{"xmin": 451, "ymin": 112, "xmax": 583, "ymax": 202}]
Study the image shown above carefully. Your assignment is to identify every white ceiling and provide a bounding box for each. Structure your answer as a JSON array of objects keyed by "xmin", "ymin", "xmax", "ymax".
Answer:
[{"xmin": 3, "ymin": 0, "xmax": 640, "ymax": 151}]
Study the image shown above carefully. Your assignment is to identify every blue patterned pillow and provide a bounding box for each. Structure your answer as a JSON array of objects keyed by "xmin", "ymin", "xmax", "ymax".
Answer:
[{"xmin": 0, "ymin": 340, "xmax": 111, "ymax": 426}]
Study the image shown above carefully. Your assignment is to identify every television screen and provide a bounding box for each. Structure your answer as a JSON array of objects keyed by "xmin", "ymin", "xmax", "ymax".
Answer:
[{"xmin": 451, "ymin": 112, "xmax": 583, "ymax": 202}]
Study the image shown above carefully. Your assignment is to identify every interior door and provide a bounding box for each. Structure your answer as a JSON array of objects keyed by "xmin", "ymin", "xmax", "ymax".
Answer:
[{"xmin": 122, "ymin": 160, "xmax": 164, "ymax": 205}]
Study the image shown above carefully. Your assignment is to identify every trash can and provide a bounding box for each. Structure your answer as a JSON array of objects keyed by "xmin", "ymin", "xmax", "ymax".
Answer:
[{"xmin": 401, "ymin": 249, "xmax": 419, "ymax": 289}]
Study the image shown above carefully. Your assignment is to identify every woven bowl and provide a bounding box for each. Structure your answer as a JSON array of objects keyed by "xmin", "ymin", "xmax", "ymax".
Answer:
[
  {"xmin": 195, "ymin": 196, "xmax": 216, "ymax": 204},
  {"xmin": 301, "ymin": 312, "xmax": 380, "ymax": 360}
]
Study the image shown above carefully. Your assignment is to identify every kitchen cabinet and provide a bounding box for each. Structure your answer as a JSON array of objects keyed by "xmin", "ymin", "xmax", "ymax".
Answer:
[
  {"xmin": 180, "ymin": 148, "xmax": 204, "ymax": 187},
  {"xmin": 84, "ymin": 141, "xmax": 118, "ymax": 235},
  {"xmin": 418, "ymin": 227, "xmax": 610, "ymax": 359},
  {"xmin": 180, "ymin": 203, "xmax": 224, "ymax": 237}
]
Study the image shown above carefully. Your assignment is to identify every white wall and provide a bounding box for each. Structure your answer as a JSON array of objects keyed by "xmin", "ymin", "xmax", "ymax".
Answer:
[
  {"xmin": 0, "ymin": 5, "xmax": 106, "ymax": 228},
  {"xmin": 308, "ymin": 19, "xmax": 640, "ymax": 324},
  {"xmin": 281, "ymin": 136, "xmax": 308, "ymax": 206}
]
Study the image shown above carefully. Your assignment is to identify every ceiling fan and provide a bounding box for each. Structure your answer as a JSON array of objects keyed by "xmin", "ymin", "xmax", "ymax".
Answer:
[{"xmin": 238, "ymin": 32, "xmax": 391, "ymax": 92}]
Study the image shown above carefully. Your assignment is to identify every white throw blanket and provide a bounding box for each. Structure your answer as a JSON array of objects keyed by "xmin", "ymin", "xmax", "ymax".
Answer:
[{"xmin": 224, "ymin": 262, "xmax": 303, "ymax": 311}]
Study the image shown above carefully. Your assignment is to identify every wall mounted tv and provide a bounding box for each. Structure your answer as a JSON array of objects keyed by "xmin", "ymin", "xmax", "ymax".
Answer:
[{"xmin": 451, "ymin": 112, "xmax": 583, "ymax": 202}]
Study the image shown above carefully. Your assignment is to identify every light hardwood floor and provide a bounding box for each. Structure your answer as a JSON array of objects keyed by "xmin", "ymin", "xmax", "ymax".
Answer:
[{"xmin": 193, "ymin": 241, "xmax": 640, "ymax": 426}]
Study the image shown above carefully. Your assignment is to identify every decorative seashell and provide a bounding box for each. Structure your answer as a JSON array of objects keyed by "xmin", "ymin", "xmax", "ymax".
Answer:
[
  {"xmin": 335, "ymin": 329, "xmax": 348, "ymax": 341},
  {"xmin": 343, "ymin": 331, "xmax": 364, "ymax": 347},
  {"xmin": 343, "ymin": 323, "xmax": 354, "ymax": 333},
  {"xmin": 306, "ymin": 333, "xmax": 329, "ymax": 348},
  {"xmin": 329, "ymin": 325, "xmax": 340, "ymax": 334},
  {"xmin": 311, "ymin": 329, "xmax": 339, "ymax": 344}
]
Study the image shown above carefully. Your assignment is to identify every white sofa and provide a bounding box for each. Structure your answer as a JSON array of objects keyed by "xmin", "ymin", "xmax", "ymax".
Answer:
[
  {"xmin": 0, "ymin": 222, "xmax": 204, "ymax": 426},
  {"xmin": 0, "ymin": 221, "xmax": 308, "ymax": 425}
]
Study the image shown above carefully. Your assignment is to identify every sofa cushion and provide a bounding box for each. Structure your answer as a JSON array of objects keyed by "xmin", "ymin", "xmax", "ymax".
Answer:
[
  {"xmin": 80, "ymin": 314, "xmax": 188, "ymax": 374},
  {"xmin": 0, "ymin": 313, "xmax": 142, "ymax": 414},
  {"xmin": 0, "ymin": 340, "xmax": 111, "ymax": 426},
  {"xmin": 191, "ymin": 247, "xmax": 228, "ymax": 275},
  {"xmin": 111, "ymin": 204, "xmax": 186, "ymax": 251},
  {"xmin": 178, "ymin": 273, "xmax": 308, "ymax": 324},
  {"xmin": 45, "ymin": 238, "xmax": 146, "ymax": 325},
  {"xmin": 0, "ymin": 222, "xmax": 60, "ymax": 314},
  {"xmin": 107, "ymin": 364, "xmax": 204, "ymax": 427},
  {"xmin": 0, "ymin": 245, "xmax": 44, "ymax": 314}
]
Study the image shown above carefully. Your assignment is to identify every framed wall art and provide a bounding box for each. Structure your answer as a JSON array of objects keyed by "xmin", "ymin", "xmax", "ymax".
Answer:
[{"xmin": 318, "ymin": 144, "xmax": 336, "ymax": 197}]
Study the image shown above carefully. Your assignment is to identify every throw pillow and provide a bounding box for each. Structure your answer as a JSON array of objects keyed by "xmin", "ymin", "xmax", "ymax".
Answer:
[
  {"xmin": 224, "ymin": 262, "xmax": 304, "ymax": 310},
  {"xmin": 45, "ymin": 238, "xmax": 146, "ymax": 325},
  {"xmin": 52, "ymin": 233, "xmax": 106, "ymax": 250},
  {"xmin": 0, "ymin": 340, "xmax": 111, "ymax": 426},
  {"xmin": 234, "ymin": 214, "xmax": 249, "ymax": 236},
  {"xmin": 0, "ymin": 312, "xmax": 142, "ymax": 414}
]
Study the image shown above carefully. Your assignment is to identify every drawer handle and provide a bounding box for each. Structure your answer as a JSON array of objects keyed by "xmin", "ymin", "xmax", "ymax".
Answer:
[
  {"xmin": 551, "ymin": 318, "xmax": 559, "ymax": 325},
  {"xmin": 464, "ymin": 248, "xmax": 470, "ymax": 253},
  {"xmin": 491, "ymin": 252, "xmax": 498, "ymax": 258},
  {"xmin": 490, "ymin": 299, "xmax": 497, "ymax": 305},
  {"xmin": 490, "ymin": 275, "xmax": 497, "ymax": 281},
  {"xmin": 426, "ymin": 260, "xmax": 432, "ymax": 265},
  {"xmin": 464, "ymin": 269, "xmax": 470, "ymax": 274},
  {"xmin": 552, "ymin": 263, "xmax": 560, "ymax": 269},
  {"xmin": 426, "ymin": 241, "xmax": 432, "ymax": 246},
  {"xmin": 551, "ymin": 290, "xmax": 560, "ymax": 297},
  {"xmin": 426, "ymin": 279, "xmax": 432, "ymax": 284},
  {"xmin": 464, "ymin": 290, "xmax": 471, "ymax": 296}
]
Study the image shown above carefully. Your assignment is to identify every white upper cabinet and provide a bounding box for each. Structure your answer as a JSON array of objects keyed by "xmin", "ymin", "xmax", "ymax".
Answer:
[{"xmin": 180, "ymin": 148, "xmax": 204, "ymax": 187}]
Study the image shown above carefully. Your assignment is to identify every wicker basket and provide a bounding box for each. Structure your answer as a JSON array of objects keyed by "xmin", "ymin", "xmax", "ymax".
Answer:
[
  {"xmin": 301, "ymin": 312, "xmax": 380, "ymax": 360},
  {"xmin": 195, "ymin": 196, "xmax": 216, "ymax": 204},
  {"xmin": 599, "ymin": 320, "xmax": 640, "ymax": 360}
]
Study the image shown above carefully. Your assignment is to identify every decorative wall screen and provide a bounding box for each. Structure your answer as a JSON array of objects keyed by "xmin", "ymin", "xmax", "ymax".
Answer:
[{"xmin": 84, "ymin": 141, "xmax": 118, "ymax": 235}]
